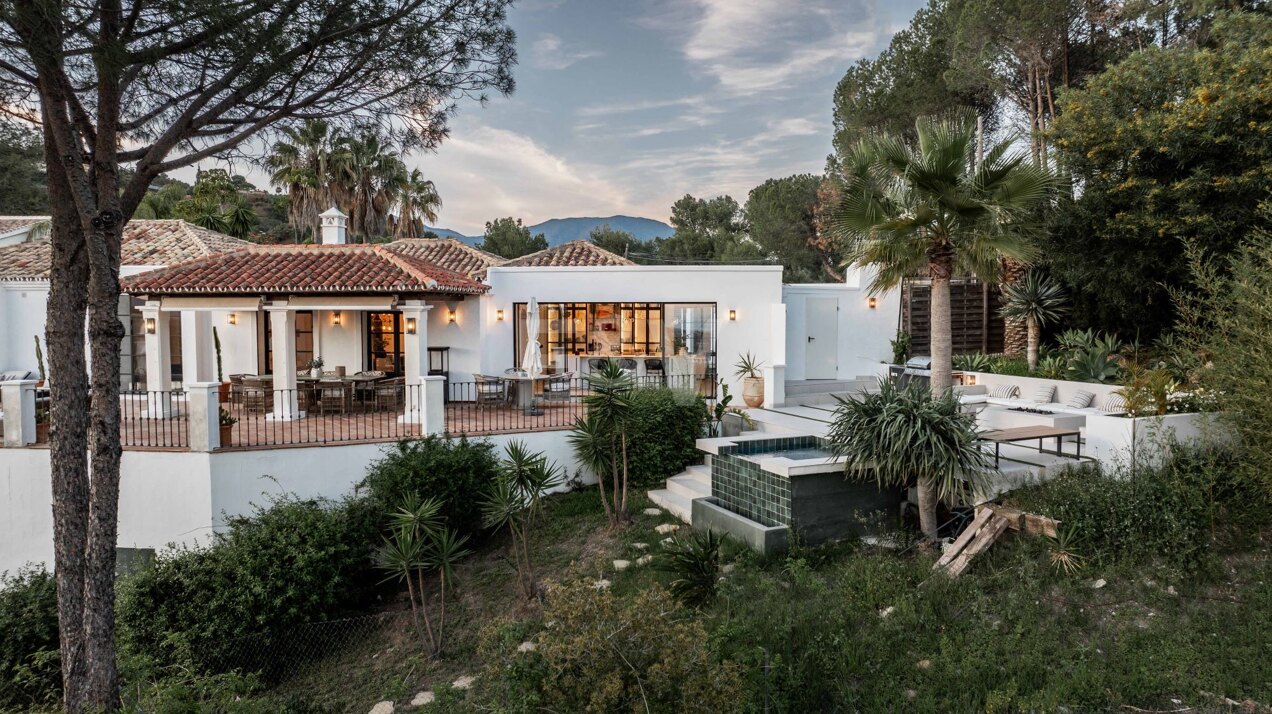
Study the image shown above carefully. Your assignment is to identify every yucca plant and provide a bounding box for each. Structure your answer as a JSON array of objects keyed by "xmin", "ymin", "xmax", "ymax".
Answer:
[
  {"xmin": 999, "ymin": 272, "xmax": 1067, "ymax": 371},
  {"xmin": 655, "ymin": 529, "xmax": 727, "ymax": 608},
  {"xmin": 1047, "ymin": 524, "xmax": 1086, "ymax": 576},
  {"xmin": 568, "ymin": 359, "xmax": 635, "ymax": 527},
  {"xmin": 827, "ymin": 380, "xmax": 992, "ymax": 542},
  {"xmin": 482, "ymin": 441, "xmax": 562, "ymax": 599}
]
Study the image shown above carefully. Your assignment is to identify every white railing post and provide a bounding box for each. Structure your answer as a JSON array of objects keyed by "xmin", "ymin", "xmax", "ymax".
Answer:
[
  {"xmin": 422, "ymin": 375, "xmax": 445, "ymax": 435},
  {"xmin": 1, "ymin": 380, "xmax": 37, "ymax": 447},
  {"xmin": 186, "ymin": 382, "xmax": 220, "ymax": 452},
  {"xmin": 763, "ymin": 364, "xmax": 785, "ymax": 408}
]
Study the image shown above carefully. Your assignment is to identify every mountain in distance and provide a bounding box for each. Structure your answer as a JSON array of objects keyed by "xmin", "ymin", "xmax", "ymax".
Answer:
[{"xmin": 424, "ymin": 215, "xmax": 673, "ymax": 248}]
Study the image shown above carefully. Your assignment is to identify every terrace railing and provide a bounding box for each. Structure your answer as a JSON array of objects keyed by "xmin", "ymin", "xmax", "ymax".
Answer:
[
  {"xmin": 120, "ymin": 390, "xmax": 191, "ymax": 449},
  {"xmin": 220, "ymin": 384, "xmax": 424, "ymax": 448}
]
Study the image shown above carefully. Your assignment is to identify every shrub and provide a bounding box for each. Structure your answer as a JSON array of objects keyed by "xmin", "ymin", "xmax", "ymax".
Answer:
[
  {"xmin": 118, "ymin": 495, "xmax": 380, "ymax": 675},
  {"xmin": 625, "ymin": 387, "xmax": 706, "ymax": 487},
  {"xmin": 359, "ymin": 436, "xmax": 500, "ymax": 537},
  {"xmin": 0, "ymin": 567, "xmax": 60, "ymax": 710},
  {"xmin": 655, "ymin": 530, "xmax": 727, "ymax": 608},
  {"xmin": 475, "ymin": 579, "xmax": 748, "ymax": 713},
  {"xmin": 1005, "ymin": 447, "xmax": 1249, "ymax": 571}
]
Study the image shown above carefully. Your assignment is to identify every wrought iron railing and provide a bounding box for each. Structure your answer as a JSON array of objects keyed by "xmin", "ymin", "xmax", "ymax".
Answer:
[
  {"xmin": 119, "ymin": 390, "xmax": 191, "ymax": 449},
  {"xmin": 220, "ymin": 383, "xmax": 423, "ymax": 448}
]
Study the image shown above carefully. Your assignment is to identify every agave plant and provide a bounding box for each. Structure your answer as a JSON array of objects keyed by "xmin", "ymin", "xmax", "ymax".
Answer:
[
  {"xmin": 999, "ymin": 272, "xmax": 1067, "ymax": 371},
  {"xmin": 953, "ymin": 352, "xmax": 993, "ymax": 373},
  {"xmin": 1067, "ymin": 348, "xmax": 1120, "ymax": 383},
  {"xmin": 655, "ymin": 529, "xmax": 727, "ymax": 608},
  {"xmin": 1036, "ymin": 354, "xmax": 1067, "ymax": 380},
  {"xmin": 1056, "ymin": 328, "xmax": 1097, "ymax": 353}
]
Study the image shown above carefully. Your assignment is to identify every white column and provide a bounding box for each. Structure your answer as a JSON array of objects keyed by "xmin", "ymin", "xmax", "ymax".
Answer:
[
  {"xmin": 141, "ymin": 301, "xmax": 174, "ymax": 417},
  {"xmin": 180, "ymin": 311, "xmax": 215, "ymax": 384},
  {"xmin": 399, "ymin": 300, "xmax": 433, "ymax": 389},
  {"xmin": 766, "ymin": 302, "xmax": 788, "ymax": 407},
  {"xmin": 422, "ymin": 375, "xmax": 445, "ymax": 433},
  {"xmin": 267, "ymin": 306, "xmax": 303, "ymax": 420},
  {"xmin": 1, "ymin": 379, "xmax": 36, "ymax": 447},
  {"xmin": 186, "ymin": 382, "xmax": 220, "ymax": 452}
]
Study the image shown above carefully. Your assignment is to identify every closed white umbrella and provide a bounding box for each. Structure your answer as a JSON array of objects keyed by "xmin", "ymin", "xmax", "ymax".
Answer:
[{"xmin": 521, "ymin": 297, "xmax": 543, "ymax": 378}]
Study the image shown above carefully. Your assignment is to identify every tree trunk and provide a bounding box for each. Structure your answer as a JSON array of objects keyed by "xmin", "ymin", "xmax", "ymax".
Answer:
[
  {"xmin": 916, "ymin": 475, "xmax": 940, "ymax": 542},
  {"xmin": 1001, "ymin": 259, "xmax": 1029, "ymax": 356},
  {"xmin": 1027, "ymin": 318, "xmax": 1041, "ymax": 371},
  {"xmin": 929, "ymin": 264, "xmax": 954, "ymax": 396}
]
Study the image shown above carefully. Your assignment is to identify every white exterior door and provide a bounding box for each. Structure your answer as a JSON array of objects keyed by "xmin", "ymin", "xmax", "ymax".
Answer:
[{"xmin": 804, "ymin": 297, "xmax": 838, "ymax": 379}]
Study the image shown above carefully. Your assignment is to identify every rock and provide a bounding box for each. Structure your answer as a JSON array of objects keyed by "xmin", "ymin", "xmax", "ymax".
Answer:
[
  {"xmin": 592, "ymin": 578, "xmax": 611, "ymax": 590},
  {"xmin": 1091, "ymin": 578, "xmax": 1107, "ymax": 590},
  {"xmin": 654, "ymin": 523, "xmax": 680, "ymax": 535},
  {"xmin": 1167, "ymin": 585, "xmax": 1178, "ymax": 596},
  {"xmin": 879, "ymin": 606, "xmax": 895, "ymax": 619},
  {"xmin": 613, "ymin": 559, "xmax": 631, "ymax": 571},
  {"xmin": 904, "ymin": 689, "xmax": 918, "ymax": 701},
  {"xmin": 643, "ymin": 508, "xmax": 662, "ymax": 516},
  {"xmin": 721, "ymin": 563, "xmax": 736, "ymax": 574},
  {"xmin": 368, "ymin": 701, "xmax": 394, "ymax": 714},
  {"xmin": 410, "ymin": 691, "xmax": 434, "ymax": 707},
  {"xmin": 661, "ymin": 537, "xmax": 675, "ymax": 546},
  {"xmin": 916, "ymin": 659, "xmax": 931, "ymax": 671},
  {"xmin": 631, "ymin": 542, "xmax": 649, "ymax": 550},
  {"xmin": 452, "ymin": 675, "xmax": 475, "ymax": 690},
  {"xmin": 517, "ymin": 640, "xmax": 537, "ymax": 653},
  {"xmin": 636, "ymin": 554, "xmax": 653, "ymax": 566}
]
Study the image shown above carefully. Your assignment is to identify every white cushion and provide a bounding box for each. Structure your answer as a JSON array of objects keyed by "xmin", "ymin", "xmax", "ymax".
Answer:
[
  {"xmin": 1065, "ymin": 390, "xmax": 1095, "ymax": 409},
  {"xmin": 989, "ymin": 384, "xmax": 1019, "ymax": 399},
  {"xmin": 1032, "ymin": 385, "xmax": 1056, "ymax": 403},
  {"xmin": 1101, "ymin": 394, "xmax": 1127, "ymax": 413}
]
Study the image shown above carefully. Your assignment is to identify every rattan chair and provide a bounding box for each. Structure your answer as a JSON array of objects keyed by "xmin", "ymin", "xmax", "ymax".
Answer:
[
  {"xmin": 542, "ymin": 371, "xmax": 575, "ymax": 404},
  {"xmin": 373, "ymin": 377, "xmax": 404, "ymax": 411},
  {"xmin": 317, "ymin": 380, "xmax": 350, "ymax": 414},
  {"xmin": 475, "ymin": 374, "xmax": 509, "ymax": 407},
  {"xmin": 242, "ymin": 376, "xmax": 273, "ymax": 413}
]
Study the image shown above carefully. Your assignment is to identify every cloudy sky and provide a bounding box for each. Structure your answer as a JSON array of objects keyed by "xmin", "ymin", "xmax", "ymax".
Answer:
[{"xmin": 195, "ymin": 0, "xmax": 926, "ymax": 235}]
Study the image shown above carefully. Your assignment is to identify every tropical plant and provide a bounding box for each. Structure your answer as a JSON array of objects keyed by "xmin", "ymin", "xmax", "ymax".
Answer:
[
  {"xmin": 1036, "ymin": 354, "xmax": 1067, "ymax": 380},
  {"xmin": 394, "ymin": 168, "xmax": 443, "ymax": 239},
  {"xmin": 266, "ymin": 119, "xmax": 346, "ymax": 238},
  {"xmin": 568, "ymin": 359, "xmax": 635, "ymax": 527},
  {"xmin": 734, "ymin": 351, "xmax": 763, "ymax": 379},
  {"xmin": 1067, "ymin": 348, "xmax": 1120, "ymax": 383},
  {"xmin": 707, "ymin": 381, "xmax": 753, "ymax": 437},
  {"xmin": 655, "ymin": 529, "xmax": 727, "ymax": 608},
  {"xmin": 952, "ymin": 352, "xmax": 992, "ymax": 373},
  {"xmin": 830, "ymin": 112, "xmax": 1054, "ymax": 394},
  {"xmin": 890, "ymin": 329, "xmax": 911, "ymax": 365},
  {"xmin": 1056, "ymin": 328, "xmax": 1097, "ymax": 353},
  {"xmin": 1114, "ymin": 367, "xmax": 1177, "ymax": 417},
  {"xmin": 482, "ymin": 441, "xmax": 563, "ymax": 599},
  {"xmin": 32, "ymin": 335, "xmax": 45, "ymax": 384},
  {"xmin": 335, "ymin": 130, "xmax": 406, "ymax": 239},
  {"xmin": 826, "ymin": 379, "xmax": 992, "ymax": 541},
  {"xmin": 1047, "ymin": 524, "xmax": 1086, "ymax": 576},
  {"xmin": 999, "ymin": 272, "xmax": 1067, "ymax": 371}
]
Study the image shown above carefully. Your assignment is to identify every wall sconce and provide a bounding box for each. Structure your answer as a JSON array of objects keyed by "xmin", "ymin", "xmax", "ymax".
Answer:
[
  {"xmin": 332, "ymin": 311, "xmax": 342, "ymax": 326},
  {"xmin": 447, "ymin": 309, "xmax": 457, "ymax": 324},
  {"xmin": 868, "ymin": 297, "xmax": 878, "ymax": 309},
  {"xmin": 405, "ymin": 317, "xmax": 417, "ymax": 335},
  {"xmin": 728, "ymin": 309, "xmax": 737, "ymax": 321},
  {"xmin": 226, "ymin": 313, "xmax": 237, "ymax": 326},
  {"xmin": 144, "ymin": 317, "xmax": 156, "ymax": 334},
  {"xmin": 496, "ymin": 309, "xmax": 505, "ymax": 321}
]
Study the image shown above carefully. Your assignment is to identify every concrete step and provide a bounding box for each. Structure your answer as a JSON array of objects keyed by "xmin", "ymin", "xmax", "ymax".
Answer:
[
  {"xmin": 667, "ymin": 473, "xmax": 710, "ymax": 500},
  {"xmin": 647, "ymin": 488, "xmax": 692, "ymax": 523},
  {"xmin": 683, "ymin": 463, "xmax": 711, "ymax": 483},
  {"xmin": 785, "ymin": 379, "xmax": 862, "ymax": 396}
]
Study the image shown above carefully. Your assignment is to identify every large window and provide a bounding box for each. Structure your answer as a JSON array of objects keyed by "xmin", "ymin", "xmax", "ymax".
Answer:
[{"xmin": 366, "ymin": 312, "xmax": 403, "ymax": 376}]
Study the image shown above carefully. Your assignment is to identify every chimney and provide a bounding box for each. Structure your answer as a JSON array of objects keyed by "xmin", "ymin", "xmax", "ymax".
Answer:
[{"xmin": 320, "ymin": 207, "xmax": 348, "ymax": 245}]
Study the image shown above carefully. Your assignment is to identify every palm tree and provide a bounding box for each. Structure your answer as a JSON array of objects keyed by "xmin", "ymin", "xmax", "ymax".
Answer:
[
  {"xmin": 394, "ymin": 168, "xmax": 443, "ymax": 239},
  {"xmin": 265, "ymin": 119, "xmax": 343, "ymax": 238},
  {"xmin": 336, "ymin": 131, "xmax": 406, "ymax": 240},
  {"xmin": 568, "ymin": 359, "xmax": 635, "ymax": 528},
  {"xmin": 999, "ymin": 272, "xmax": 1067, "ymax": 371},
  {"xmin": 831, "ymin": 113, "xmax": 1055, "ymax": 395},
  {"xmin": 827, "ymin": 380, "xmax": 992, "ymax": 542}
]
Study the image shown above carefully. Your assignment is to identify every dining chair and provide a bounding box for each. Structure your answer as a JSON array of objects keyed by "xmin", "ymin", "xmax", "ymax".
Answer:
[
  {"xmin": 542, "ymin": 371, "xmax": 574, "ymax": 404},
  {"xmin": 475, "ymin": 374, "xmax": 509, "ymax": 408},
  {"xmin": 242, "ymin": 377, "xmax": 273, "ymax": 414},
  {"xmin": 373, "ymin": 377, "xmax": 405, "ymax": 411},
  {"xmin": 317, "ymin": 380, "xmax": 350, "ymax": 414}
]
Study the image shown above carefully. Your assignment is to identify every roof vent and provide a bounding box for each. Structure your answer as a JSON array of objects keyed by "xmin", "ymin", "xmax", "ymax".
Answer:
[{"xmin": 320, "ymin": 207, "xmax": 348, "ymax": 245}]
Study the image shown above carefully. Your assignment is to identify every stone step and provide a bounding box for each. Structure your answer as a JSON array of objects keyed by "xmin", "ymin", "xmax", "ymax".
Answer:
[
  {"xmin": 683, "ymin": 463, "xmax": 711, "ymax": 483},
  {"xmin": 647, "ymin": 488, "xmax": 692, "ymax": 523},
  {"xmin": 784, "ymin": 380, "xmax": 861, "ymax": 396},
  {"xmin": 667, "ymin": 473, "xmax": 710, "ymax": 500}
]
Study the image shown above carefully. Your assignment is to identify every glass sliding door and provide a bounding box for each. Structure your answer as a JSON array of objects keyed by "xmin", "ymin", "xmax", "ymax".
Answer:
[
  {"xmin": 262, "ymin": 310, "xmax": 314, "ymax": 373},
  {"xmin": 366, "ymin": 312, "xmax": 403, "ymax": 376},
  {"xmin": 663, "ymin": 303, "xmax": 716, "ymax": 394}
]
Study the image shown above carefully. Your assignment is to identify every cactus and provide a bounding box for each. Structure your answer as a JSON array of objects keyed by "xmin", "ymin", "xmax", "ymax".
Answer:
[
  {"xmin": 33, "ymin": 335, "xmax": 46, "ymax": 384},
  {"xmin": 213, "ymin": 326, "xmax": 224, "ymax": 383}
]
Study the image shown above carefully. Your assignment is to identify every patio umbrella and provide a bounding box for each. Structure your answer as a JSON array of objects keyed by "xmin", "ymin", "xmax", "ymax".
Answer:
[{"xmin": 521, "ymin": 297, "xmax": 543, "ymax": 377}]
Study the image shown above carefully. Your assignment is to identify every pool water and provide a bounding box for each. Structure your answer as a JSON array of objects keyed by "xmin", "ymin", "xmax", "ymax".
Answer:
[{"xmin": 749, "ymin": 447, "xmax": 835, "ymax": 461}]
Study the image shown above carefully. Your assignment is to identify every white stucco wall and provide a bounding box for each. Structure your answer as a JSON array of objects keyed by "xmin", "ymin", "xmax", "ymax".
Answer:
[
  {"xmin": 0, "ymin": 283, "xmax": 48, "ymax": 374},
  {"xmin": 782, "ymin": 276, "xmax": 900, "ymax": 382}
]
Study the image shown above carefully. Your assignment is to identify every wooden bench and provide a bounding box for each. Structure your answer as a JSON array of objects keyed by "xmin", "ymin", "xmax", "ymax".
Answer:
[{"xmin": 978, "ymin": 425, "xmax": 1082, "ymax": 466}]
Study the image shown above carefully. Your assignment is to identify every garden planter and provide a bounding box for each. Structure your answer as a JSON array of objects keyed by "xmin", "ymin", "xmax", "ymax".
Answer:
[
  {"xmin": 35, "ymin": 423, "xmax": 50, "ymax": 444},
  {"xmin": 219, "ymin": 424, "xmax": 233, "ymax": 447},
  {"xmin": 741, "ymin": 377, "xmax": 764, "ymax": 408},
  {"xmin": 218, "ymin": 382, "xmax": 231, "ymax": 404}
]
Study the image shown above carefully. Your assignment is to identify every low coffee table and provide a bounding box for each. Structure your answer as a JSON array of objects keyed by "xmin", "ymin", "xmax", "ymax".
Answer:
[{"xmin": 978, "ymin": 425, "xmax": 1082, "ymax": 467}]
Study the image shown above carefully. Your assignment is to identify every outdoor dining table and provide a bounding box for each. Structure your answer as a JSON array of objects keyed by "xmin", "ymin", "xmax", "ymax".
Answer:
[
  {"xmin": 500, "ymin": 372, "xmax": 552, "ymax": 415},
  {"xmin": 296, "ymin": 374, "xmax": 384, "ymax": 408}
]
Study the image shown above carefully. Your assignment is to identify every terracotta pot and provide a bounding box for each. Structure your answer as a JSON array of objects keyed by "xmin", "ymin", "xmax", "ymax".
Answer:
[
  {"xmin": 219, "ymin": 424, "xmax": 233, "ymax": 448},
  {"xmin": 741, "ymin": 376, "xmax": 764, "ymax": 408},
  {"xmin": 35, "ymin": 422, "xmax": 50, "ymax": 444},
  {"xmin": 218, "ymin": 382, "xmax": 231, "ymax": 403}
]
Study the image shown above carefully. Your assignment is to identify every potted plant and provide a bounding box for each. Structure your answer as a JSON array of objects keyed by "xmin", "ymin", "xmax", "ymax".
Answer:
[
  {"xmin": 734, "ymin": 352, "xmax": 765, "ymax": 408},
  {"xmin": 218, "ymin": 408, "xmax": 237, "ymax": 447},
  {"xmin": 708, "ymin": 382, "xmax": 755, "ymax": 437},
  {"xmin": 33, "ymin": 335, "xmax": 46, "ymax": 388},
  {"xmin": 35, "ymin": 407, "xmax": 50, "ymax": 444},
  {"xmin": 308, "ymin": 357, "xmax": 324, "ymax": 379},
  {"xmin": 213, "ymin": 326, "xmax": 230, "ymax": 402}
]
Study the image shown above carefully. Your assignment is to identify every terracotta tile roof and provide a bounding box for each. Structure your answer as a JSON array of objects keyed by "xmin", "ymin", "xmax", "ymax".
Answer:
[
  {"xmin": 0, "ymin": 219, "xmax": 250, "ymax": 281},
  {"xmin": 484, "ymin": 240, "xmax": 634, "ymax": 275},
  {"xmin": 121, "ymin": 244, "xmax": 488, "ymax": 296},
  {"xmin": 382, "ymin": 238, "xmax": 503, "ymax": 278},
  {"xmin": 0, "ymin": 216, "xmax": 49, "ymax": 235}
]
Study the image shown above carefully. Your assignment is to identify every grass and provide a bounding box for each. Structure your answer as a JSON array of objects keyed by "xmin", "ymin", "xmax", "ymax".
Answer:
[{"xmin": 242, "ymin": 485, "xmax": 1271, "ymax": 713}]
